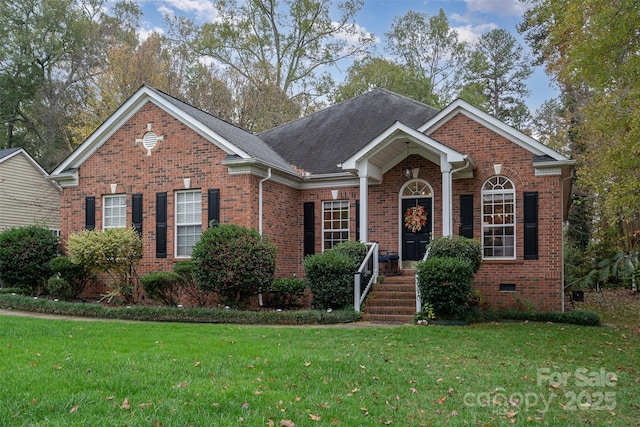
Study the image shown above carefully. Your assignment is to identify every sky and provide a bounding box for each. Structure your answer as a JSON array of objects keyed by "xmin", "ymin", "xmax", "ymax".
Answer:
[{"xmin": 129, "ymin": 0, "xmax": 557, "ymax": 111}]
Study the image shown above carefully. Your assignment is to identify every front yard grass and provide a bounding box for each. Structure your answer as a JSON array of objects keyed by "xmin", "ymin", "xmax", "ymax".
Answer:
[{"xmin": 1, "ymin": 315, "xmax": 639, "ymax": 426}]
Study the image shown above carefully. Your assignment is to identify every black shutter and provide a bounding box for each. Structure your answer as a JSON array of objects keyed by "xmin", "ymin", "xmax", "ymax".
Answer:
[
  {"xmin": 303, "ymin": 202, "xmax": 315, "ymax": 256},
  {"xmin": 156, "ymin": 192, "xmax": 167, "ymax": 258},
  {"xmin": 460, "ymin": 194, "xmax": 474, "ymax": 238},
  {"xmin": 208, "ymin": 189, "xmax": 220, "ymax": 228},
  {"xmin": 355, "ymin": 200, "xmax": 360, "ymax": 242},
  {"xmin": 523, "ymin": 191, "xmax": 538, "ymax": 260},
  {"xmin": 132, "ymin": 193, "xmax": 143, "ymax": 235},
  {"xmin": 85, "ymin": 197, "xmax": 95, "ymax": 230}
]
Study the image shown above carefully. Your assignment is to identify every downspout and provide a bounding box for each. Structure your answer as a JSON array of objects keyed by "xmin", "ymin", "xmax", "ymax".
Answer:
[
  {"xmin": 561, "ymin": 168, "xmax": 574, "ymax": 313},
  {"xmin": 443, "ymin": 158, "xmax": 470, "ymax": 235},
  {"xmin": 258, "ymin": 168, "xmax": 272, "ymax": 306}
]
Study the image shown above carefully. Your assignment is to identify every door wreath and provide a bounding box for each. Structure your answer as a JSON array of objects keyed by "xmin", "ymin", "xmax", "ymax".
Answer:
[{"xmin": 404, "ymin": 205, "xmax": 427, "ymax": 233}]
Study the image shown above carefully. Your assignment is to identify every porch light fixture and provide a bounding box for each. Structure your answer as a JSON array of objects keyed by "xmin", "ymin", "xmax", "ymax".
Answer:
[{"xmin": 404, "ymin": 142, "xmax": 412, "ymax": 178}]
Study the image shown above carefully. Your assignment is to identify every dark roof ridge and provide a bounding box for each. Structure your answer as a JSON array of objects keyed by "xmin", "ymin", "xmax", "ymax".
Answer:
[
  {"xmin": 145, "ymin": 85, "xmax": 255, "ymax": 135},
  {"xmin": 258, "ymin": 88, "xmax": 439, "ymax": 137}
]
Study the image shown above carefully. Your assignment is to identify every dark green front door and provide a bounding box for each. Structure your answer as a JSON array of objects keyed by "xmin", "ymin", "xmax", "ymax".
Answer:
[{"xmin": 402, "ymin": 198, "xmax": 432, "ymax": 261}]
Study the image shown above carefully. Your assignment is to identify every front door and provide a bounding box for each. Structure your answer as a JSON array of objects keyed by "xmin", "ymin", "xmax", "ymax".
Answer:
[{"xmin": 402, "ymin": 198, "xmax": 432, "ymax": 261}]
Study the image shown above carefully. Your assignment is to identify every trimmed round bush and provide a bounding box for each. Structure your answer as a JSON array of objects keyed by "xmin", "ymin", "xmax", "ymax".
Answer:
[
  {"xmin": 191, "ymin": 224, "xmax": 277, "ymax": 307},
  {"xmin": 48, "ymin": 256, "xmax": 91, "ymax": 299},
  {"xmin": 427, "ymin": 236, "xmax": 482, "ymax": 273},
  {"xmin": 305, "ymin": 249, "xmax": 355, "ymax": 309},
  {"xmin": 141, "ymin": 271, "xmax": 183, "ymax": 306},
  {"xmin": 417, "ymin": 256, "xmax": 474, "ymax": 320},
  {"xmin": 269, "ymin": 277, "xmax": 307, "ymax": 308},
  {"xmin": 0, "ymin": 225, "xmax": 60, "ymax": 294},
  {"xmin": 174, "ymin": 260, "xmax": 212, "ymax": 307}
]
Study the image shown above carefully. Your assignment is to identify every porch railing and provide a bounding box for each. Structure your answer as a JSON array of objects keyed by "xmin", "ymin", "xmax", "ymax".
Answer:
[
  {"xmin": 354, "ymin": 242, "xmax": 379, "ymax": 312},
  {"xmin": 415, "ymin": 246, "xmax": 430, "ymax": 313}
]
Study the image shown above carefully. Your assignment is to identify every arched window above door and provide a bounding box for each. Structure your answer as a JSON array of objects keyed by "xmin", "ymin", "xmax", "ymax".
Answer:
[{"xmin": 402, "ymin": 180, "xmax": 432, "ymax": 197}]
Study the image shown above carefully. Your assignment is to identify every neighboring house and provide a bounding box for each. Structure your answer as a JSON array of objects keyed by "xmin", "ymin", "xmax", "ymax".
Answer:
[
  {"xmin": 0, "ymin": 148, "xmax": 61, "ymax": 233},
  {"xmin": 50, "ymin": 86, "xmax": 574, "ymax": 311}
]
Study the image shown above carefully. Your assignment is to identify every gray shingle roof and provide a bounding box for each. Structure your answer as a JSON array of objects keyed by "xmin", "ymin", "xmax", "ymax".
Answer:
[
  {"xmin": 0, "ymin": 147, "xmax": 21, "ymax": 160},
  {"xmin": 258, "ymin": 89, "xmax": 440, "ymax": 175},
  {"xmin": 148, "ymin": 87, "xmax": 296, "ymax": 174}
]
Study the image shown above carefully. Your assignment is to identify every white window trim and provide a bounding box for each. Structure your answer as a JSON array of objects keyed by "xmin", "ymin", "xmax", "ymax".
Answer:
[
  {"xmin": 322, "ymin": 200, "xmax": 350, "ymax": 252},
  {"xmin": 481, "ymin": 176, "xmax": 516, "ymax": 260},
  {"xmin": 102, "ymin": 194, "xmax": 127, "ymax": 230},
  {"xmin": 175, "ymin": 190, "xmax": 202, "ymax": 258}
]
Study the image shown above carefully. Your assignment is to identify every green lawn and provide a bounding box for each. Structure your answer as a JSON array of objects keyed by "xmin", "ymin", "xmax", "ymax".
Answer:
[{"xmin": 1, "ymin": 315, "xmax": 638, "ymax": 426}]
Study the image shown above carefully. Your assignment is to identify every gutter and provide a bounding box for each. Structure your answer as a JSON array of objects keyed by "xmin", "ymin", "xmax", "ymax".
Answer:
[
  {"xmin": 561, "ymin": 168, "xmax": 575, "ymax": 313},
  {"xmin": 258, "ymin": 168, "xmax": 272, "ymax": 307}
]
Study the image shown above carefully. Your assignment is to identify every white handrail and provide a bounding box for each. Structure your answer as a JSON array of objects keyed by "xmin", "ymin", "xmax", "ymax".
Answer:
[
  {"xmin": 415, "ymin": 246, "xmax": 430, "ymax": 313},
  {"xmin": 354, "ymin": 242, "xmax": 379, "ymax": 312}
]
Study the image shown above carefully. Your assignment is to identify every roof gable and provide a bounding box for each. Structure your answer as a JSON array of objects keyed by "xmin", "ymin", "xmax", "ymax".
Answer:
[
  {"xmin": 51, "ymin": 86, "xmax": 295, "ymax": 181},
  {"xmin": 419, "ymin": 99, "xmax": 573, "ymax": 163},
  {"xmin": 0, "ymin": 147, "xmax": 50, "ymax": 178}
]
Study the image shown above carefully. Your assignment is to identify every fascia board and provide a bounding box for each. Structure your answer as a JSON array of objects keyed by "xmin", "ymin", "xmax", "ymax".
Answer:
[
  {"xmin": 341, "ymin": 121, "xmax": 466, "ymax": 171},
  {"xmin": 51, "ymin": 87, "xmax": 250, "ymax": 177},
  {"xmin": 419, "ymin": 99, "xmax": 572, "ymax": 162}
]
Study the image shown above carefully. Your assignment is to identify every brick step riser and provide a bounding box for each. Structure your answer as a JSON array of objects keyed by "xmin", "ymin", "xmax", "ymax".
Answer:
[
  {"xmin": 364, "ymin": 307, "xmax": 416, "ymax": 315},
  {"xmin": 370, "ymin": 291, "xmax": 416, "ymax": 299},
  {"xmin": 374, "ymin": 286, "xmax": 415, "ymax": 293},
  {"xmin": 366, "ymin": 299, "xmax": 416, "ymax": 307}
]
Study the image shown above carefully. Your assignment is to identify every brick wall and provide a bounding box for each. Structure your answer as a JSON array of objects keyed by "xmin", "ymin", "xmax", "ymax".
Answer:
[{"xmin": 62, "ymin": 103, "xmax": 565, "ymax": 311}]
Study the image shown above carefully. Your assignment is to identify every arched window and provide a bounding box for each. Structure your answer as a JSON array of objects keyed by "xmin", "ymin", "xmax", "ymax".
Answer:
[{"xmin": 482, "ymin": 176, "xmax": 515, "ymax": 258}]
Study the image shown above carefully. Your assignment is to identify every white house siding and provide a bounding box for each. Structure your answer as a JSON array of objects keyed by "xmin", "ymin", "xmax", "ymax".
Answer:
[{"xmin": 0, "ymin": 153, "xmax": 61, "ymax": 232}]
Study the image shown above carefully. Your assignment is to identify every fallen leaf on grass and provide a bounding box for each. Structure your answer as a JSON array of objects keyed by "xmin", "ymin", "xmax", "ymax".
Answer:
[
  {"xmin": 120, "ymin": 398, "xmax": 131, "ymax": 410},
  {"xmin": 308, "ymin": 413, "xmax": 321, "ymax": 421},
  {"xmin": 69, "ymin": 404, "xmax": 79, "ymax": 414},
  {"xmin": 280, "ymin": 420, "xmax": 296, "ymax": 427}
]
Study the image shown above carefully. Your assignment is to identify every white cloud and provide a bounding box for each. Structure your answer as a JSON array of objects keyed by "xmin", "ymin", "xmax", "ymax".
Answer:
[
  {"xmin": 138, "ymin": 26, "xmax": 165, "ymax": 42},
  {"xmin": 464, "ymin": 0, "xmax": 531, "ymax": 18},
  {"xmin": 159, "ymin": 0, "xmax": 219, "ymax": 23},
  {"xmin": 452, "ymin": 22, "xmax": 497, "ymax": 44}
]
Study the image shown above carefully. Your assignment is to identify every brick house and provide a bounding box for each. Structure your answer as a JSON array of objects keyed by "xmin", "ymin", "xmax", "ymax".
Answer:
[{"xmin": 50, "ymin": 86, "xmax": 574, "ymax": 312}]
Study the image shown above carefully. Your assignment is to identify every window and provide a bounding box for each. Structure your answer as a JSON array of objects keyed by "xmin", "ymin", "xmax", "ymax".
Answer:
[
  {"xmin": 322, "ymin": 200, "xmax": 349, "ymax": 250},
  {"xmin": 482, "ymin": 176, "xmax": 515, "ymax": 258},
  {"xmin": 103, "ymin": 195, "xmax": 127, "ymax": 229},
  {"xmin": 176, "ymin": 190, "xmax": 202, "ymax": 257}
]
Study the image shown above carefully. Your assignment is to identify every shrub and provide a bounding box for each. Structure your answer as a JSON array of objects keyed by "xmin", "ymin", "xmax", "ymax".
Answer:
[
  {"xmin": 305, "ymin": 249, "xmax": 355, "ymax": 309},
  {"xmin": 46, "ymin": 277, "xmax": 74, "ymax": 300},
  {"xmin": 191, "ymin": 224, "xmax": 277, "ymax": 307},
  {"xmin": 67, "ymin": 228, "xmax": 143, "ymax": 304},
  {"xmin": 174, "ymin": 260, "xmax": 212, "ymax": 307},
  {"xmin": 269, "ymin": 277, "xmax": 307, "ymax": 308},
  {"xmin": 0, "ymin": 225, "xmax": 60, "ymax": 294},
  {"xmin": 427, "ymin": 236, "xmax": 482, "ymax": 273},
  {"xmin": 331, "ymin": 241, "xmax": 368, "ymax": 270},
  {"xmin": 417, "ymin": 256, "xmax": 474, "ymax": 320},
  {"xmin": 141, "ymin": 271, "xmax": 183, "ymax": 306},
  {"xmin": 48, "ymin": 256, "xmax": 92, "ymax": 299}
]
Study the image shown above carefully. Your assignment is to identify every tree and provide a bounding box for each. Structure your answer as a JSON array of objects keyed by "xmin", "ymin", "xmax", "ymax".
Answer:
[
  {"xmin": 520, "ymin": 0, "xmax": 640, "ymax": 290},
  {"xmin": 330, "ymin": 57, "xmax": 438, "ymax": 106},
  {"xmin": 0, "ymin": 0, "xmax": 106, "ymax": 170},
  {"xmin": 174, "ymin": 0, "xmax": 374, "ymax": 129},
  {"xmin": 384, "ymin": 9, "xmax": 467, "ymax": 106},
  {"xmin": 461, "ymin": 29, "xmax": 532, "ymax": 129}
]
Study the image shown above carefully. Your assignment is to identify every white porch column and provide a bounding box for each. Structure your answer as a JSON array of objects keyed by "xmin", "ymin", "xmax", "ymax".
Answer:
[
  {"xmin": 359, "ymin": 175, "xmax": 368, "ymax": 242},
  {"xmin": 441, "ymin": 162, "xmax": 452, "ymax": 236}
]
